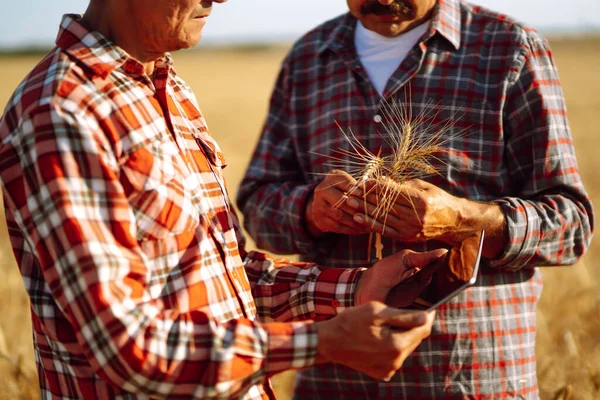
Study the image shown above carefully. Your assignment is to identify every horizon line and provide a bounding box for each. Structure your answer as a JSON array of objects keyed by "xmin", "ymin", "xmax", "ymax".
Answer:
[{"xmin": 1, "ymin": 25, "xmax": 599, "ymax": 53}]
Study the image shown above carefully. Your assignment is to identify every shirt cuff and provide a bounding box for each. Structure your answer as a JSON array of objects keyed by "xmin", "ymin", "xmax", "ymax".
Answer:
[
  {"xmin": 312, "ymin": 268, "xmax": 364, "ymax": 320},
  {"xmin": 262, "ymin": 321, "xmax": 319, "ymax": 375},
  {"xmin": 488, "ymin": 198, "xmax": 540, "ymax": 270}
]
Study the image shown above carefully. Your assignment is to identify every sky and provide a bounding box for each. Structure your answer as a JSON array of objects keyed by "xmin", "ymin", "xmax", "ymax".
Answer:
[{"xmin": 0, "ymin": 0, "xmax": 599, "ymax": 49}]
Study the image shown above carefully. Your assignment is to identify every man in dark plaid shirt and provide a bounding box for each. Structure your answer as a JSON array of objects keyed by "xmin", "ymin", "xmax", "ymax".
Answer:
[{"xmin": 237, "ymin": 0, "xmax": 594, "ymax": 398}]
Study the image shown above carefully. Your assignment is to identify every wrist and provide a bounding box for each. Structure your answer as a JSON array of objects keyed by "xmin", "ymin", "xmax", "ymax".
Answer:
[
  {"xmin": 354, "ymin": 270, "xmax": 367, "ymax": 306},
  {"xmin": 442, "ymin": 198, "xmax": 507, "ymax": 258},
  {"xmin": 436, "ymin": 196, "xmax": 469, "ymax": 246},
  {"xmin": 314, "ymin": 319, "xmax": 335, "ymax": 364},
  {"xmin": 305, "ymin": 195, "xmax": 325, "ymax": 238}
]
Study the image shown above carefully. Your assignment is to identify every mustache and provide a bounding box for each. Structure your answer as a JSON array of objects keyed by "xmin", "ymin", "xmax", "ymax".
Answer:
[{"xmin": 360, "ymin": 0, "xmax": 413, "ymax": 16}]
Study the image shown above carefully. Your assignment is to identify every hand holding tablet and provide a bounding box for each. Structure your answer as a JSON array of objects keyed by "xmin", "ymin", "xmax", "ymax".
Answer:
[
  {"xmin": 384, "ymin": 231, "xmax": 485, "ymax": 310},
  {"xmin": 421, "ymin": 230, "xmax": 485, "ymax": 311}
]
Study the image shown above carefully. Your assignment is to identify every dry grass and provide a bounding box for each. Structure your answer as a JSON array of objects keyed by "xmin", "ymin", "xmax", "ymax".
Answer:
[{"xmin": 0, "ymin": 35, "xmax": 599, "ymax": 399}]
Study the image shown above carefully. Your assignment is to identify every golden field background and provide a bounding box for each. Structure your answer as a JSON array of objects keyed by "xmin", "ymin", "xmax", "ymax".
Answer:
[{"xmin": 0, "ymin": 36, "xmax": 599, "ymax": 399}]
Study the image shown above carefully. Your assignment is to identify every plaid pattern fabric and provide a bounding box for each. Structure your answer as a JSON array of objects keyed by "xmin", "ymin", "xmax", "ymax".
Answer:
[
  {"xmin": 237, "ymin": 0, "xmax": 594, "ymax": 398},
  {"xmin": 0, "ymin": 15, "xmax": 363, "ymax": 400}
]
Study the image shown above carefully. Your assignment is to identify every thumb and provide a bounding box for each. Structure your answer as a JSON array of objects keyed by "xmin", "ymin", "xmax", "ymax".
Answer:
[
  {"xmin": 403, "ymin": 178, "xmax": 429, "ymax": 190},
  {"xmin": 328, "ymin": 169, "xmax": 356, "ymax": 183},
  {"xmin": 377, "ymin": 308, "xmax": 429, "ymax": 329},
  {"xmin": 402, "ymin": 248, "xmax": 448, "ymax": 271}
]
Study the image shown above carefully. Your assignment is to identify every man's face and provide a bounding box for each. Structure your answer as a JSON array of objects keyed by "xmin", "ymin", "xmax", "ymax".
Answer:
[
  {"xmin": 123, "ymin": 0, "xmax": 226, "ymax": 53},
  {"xmin": 347, "ymin": 0, "xmax": 437, "ymax": 37}
]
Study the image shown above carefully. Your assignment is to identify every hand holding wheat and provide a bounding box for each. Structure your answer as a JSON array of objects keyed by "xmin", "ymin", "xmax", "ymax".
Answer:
[
  {"xmin": 305, "ymin": 170, "xmax": 370, "ymax": 237},
  {"xmin": 313, "ymin": 94, "xmax": 464, "ymax": 260},
  {"xmin": 349, "ymin": 178, "xmax": 464, "ymax": 244}
]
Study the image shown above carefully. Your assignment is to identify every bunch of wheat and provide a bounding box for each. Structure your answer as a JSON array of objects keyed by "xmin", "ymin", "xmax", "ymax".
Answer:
[{"xmin": 317, "ymin": 95, "xmax": 463, "ymax": 260}]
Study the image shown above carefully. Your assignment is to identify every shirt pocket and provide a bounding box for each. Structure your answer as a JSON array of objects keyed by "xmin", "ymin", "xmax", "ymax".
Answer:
[{"xmin": 120, "ymin": 138, "xmax": 200, "ymax": 241}]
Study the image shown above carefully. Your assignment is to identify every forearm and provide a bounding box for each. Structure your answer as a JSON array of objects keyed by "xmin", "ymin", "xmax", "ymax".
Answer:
[
  {"xmin": 71, "ymin": 294, "xmax": 318, "ymax": 398},
  {"xmin": 439, "ymin": 190, "xmax": 593, "ymax": 268},
  {"xmin": 244, "ymin": 251, "xmax": 363, "ymax": 322},
  {"xmin": 441, "ymin": 198, "xmax": 507, "ymax": 259}
]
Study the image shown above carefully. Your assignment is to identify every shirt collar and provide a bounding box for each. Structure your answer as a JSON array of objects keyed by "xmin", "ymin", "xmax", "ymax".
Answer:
[
  {"xmin": 55, "ymin": 14, "xmax": 175, "ymax": 79},
  {"xmin": 318, "ymin": 13, "xmax": 356, "ymax": 55},
  {"xmin": 320, "ymin": 0, "xmax": 461, "ymax": 55},
  {"xmin": 430, "ymin": 0, "xmax": 462, "ymax": 50}
]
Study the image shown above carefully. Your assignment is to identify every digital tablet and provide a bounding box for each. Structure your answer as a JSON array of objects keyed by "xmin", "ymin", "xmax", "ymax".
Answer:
[{"xmin": 424, "ymin": 230, "xmax": 485, "ymax": 311}]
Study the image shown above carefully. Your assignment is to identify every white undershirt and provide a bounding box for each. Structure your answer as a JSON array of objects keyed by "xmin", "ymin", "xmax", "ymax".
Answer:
[{"xmin": 354, "ymin": 20, "xmax": 429, "ymax": 94}]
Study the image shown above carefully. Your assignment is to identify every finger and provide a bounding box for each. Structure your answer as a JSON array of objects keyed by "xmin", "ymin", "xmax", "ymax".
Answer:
[
  {"xmin": 402, "ymin": 249, "xmax": 448, "ymax": 271},
  {"xmin": 321, "ymin": 215, "xmax": 368, "ymax": 236},
  {"xmin": 327, "ymin": 207, "xmax": 368, "ymax": 230},
  {"xmin": 388, "ymin": 323, "xmax": 431, "ymax": 362},
  {"xmin": 346, "ymin": 196, "xmax": 408, "ymax": 228},
  {"xmin": 402, "ymin": 179, "xmax": 429, "ymax": 190},
  {"xmin": 320, "ymin": 184, "xmax": 371, "ymax": 214},
  {"xmin": 324, "ymin": 170, "xmax": 358, "ymax": 189},
  {"xmin": 339, "ymin": 180, "xmax": 380, "ymax": 206},
  {"xmin": 379, "ymin": 325, "xmax": 392, "ymax": 339},
  {"xmin": 315, "ymin": 181, "xmax": 349, "ymax": 201},
  {"xmin": 413, "ymin": 259, "xmax": 442, "ymax": 284},
  {"xmin": 345, "ymin": 195, "xmax": 377, "ymax": 211},
  {"xmin": 376, "ymin": 308, "xmax": 428, "ymax": 329},
  {"xmin": 391, "ymin": 310, "xmax": 435, "ymax": 343},
  {"xmin": 352, "ymin": 185, "xmax": 418, "ymax": 217},
  {"xmin": 328, "ymin": 169, "xmax": 356, "ymax": 181},
  {"xmin": 425, "ymin": 310, "xmax": 436, "ymax": 324},
  {"xmin": 353, "ymin": 213, "xmax": 405, "ymax": 238}
]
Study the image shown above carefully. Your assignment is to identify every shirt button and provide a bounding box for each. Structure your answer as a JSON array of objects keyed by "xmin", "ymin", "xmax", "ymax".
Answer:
[
  {"xmin": 331, "ymin": 300, "xmax": 340, "ymax": 308},
  {"xmin": 373, "ymin": 114, "xmax": 383, "ymax": 123}
]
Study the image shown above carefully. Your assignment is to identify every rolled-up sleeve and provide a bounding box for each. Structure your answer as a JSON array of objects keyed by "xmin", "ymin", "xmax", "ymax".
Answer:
[
  {"xmin": 490, "ymin": 32, "xmax": 594, "ymax": 270},
  {"xmin": 244, "ymin": 251, "xmax": 364, "ymax": 322}
]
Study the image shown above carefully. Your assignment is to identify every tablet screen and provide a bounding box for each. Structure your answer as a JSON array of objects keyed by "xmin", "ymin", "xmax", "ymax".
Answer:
[
  {"xmin": 391, "ymin": 230, "xmax": 485, "ymax": 311},
  {"xmin": 423, "ymin": 230, "xmax": 485, "ymax": 311}
]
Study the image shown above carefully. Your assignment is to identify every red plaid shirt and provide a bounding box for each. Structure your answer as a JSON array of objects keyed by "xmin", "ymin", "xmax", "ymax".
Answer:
[
  {"xmin": 0, "ymin": 15, "xmax": 363, "ymax": 400},
  {"xmin": 237, "ymin": 0, "xmax": 594, "ymax": 398}
]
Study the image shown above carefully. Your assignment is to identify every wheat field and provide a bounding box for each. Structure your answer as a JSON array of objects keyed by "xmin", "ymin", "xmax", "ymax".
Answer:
[{"xmin": 0, "ymin": 36, "xmax": 598, "ymax": 399}]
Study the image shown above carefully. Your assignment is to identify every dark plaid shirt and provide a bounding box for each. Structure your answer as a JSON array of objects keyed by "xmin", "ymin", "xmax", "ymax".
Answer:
[{"xmin": 237, "ymin": 0, "xmax": 594, "ymax": 398}]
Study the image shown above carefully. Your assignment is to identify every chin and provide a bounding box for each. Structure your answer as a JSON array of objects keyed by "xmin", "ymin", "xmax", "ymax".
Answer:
[
  {"xmin": 373, "ymin": 20, "xmax": 412, "ymax": 36},
  {"xmin": 183, "ymin": 31, "xmax": 203, "ymax": 48},
  {"xmin": 174, "ymin": 36, "xmax": 202, "ymax": 51}
]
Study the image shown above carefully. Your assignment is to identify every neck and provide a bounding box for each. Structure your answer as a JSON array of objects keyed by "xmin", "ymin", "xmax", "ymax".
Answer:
[{"xmin": 80, "ymin": 2, "xmax": 157, "ymax": 75}]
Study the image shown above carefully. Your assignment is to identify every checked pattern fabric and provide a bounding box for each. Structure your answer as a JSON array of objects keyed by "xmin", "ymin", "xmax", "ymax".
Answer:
[
  {"xmin": 0, "ymin": 14, "xmax": 362, "ymax": 400},
  {"xmin": 237, "ymin": 0, "xmax": 594, "ymax": 398}
]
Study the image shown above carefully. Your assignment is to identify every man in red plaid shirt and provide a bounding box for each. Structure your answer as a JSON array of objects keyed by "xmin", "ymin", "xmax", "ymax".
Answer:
[
  {"xmin": 238, "ymin": 0, "xmax": 594, "ymax": 398},
  {"xmin": 0, "ymin": 1, "xmax": 451, "ymax": 399}
]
